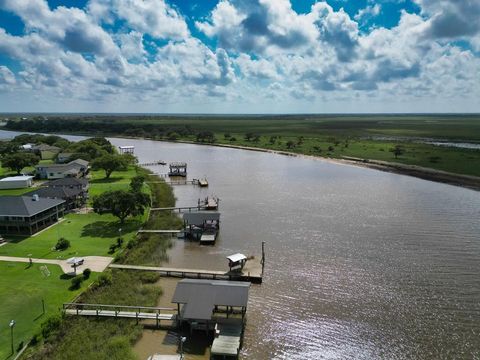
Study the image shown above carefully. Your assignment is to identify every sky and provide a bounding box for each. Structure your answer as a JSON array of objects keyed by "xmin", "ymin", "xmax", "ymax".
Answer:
[{"xmin": 0, "ymin": 0, "xmax": 479, "ymax": 114}]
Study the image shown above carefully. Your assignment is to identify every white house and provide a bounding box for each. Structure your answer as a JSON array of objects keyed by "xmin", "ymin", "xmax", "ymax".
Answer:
[{"xmin": 0, "ymin": 175, "xmax": 34, "ymax": 189}]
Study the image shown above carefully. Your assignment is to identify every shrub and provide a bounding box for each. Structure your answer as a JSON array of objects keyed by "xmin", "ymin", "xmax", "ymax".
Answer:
[
  {"xmin": 55, "ymin": 237, "xmax": 70, "ymax": 251},
  {"xmin": 41, "ymin": 315, "xmax": 62, "ymax": 339},
  {"xmin": 97, "ymin": 272, "xmax": 113, "ymax": 286},
  {"xmin": 117, "ymin": 237, "xmax": 124, "ymax": 247},
  {"xmin": 126, "ymin": 238, "xmax": 137, "ymax": 249},
  {"xmin": 139, "ymin": 271, "xmax": 160, "ymax": 284},
  {"xmin": 109, "ymin": 243, "xmax": 117, "ymax": 254},
  {"xmin": 83, "ymin": 268, "xmax": 91, "ymax": 279},
  {"xmin": 70, "ymin": 275, "xmax": 83, "ymax": 290}
]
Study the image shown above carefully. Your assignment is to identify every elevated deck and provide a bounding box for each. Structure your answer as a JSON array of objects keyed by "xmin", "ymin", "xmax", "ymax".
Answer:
[{"xmin": 211, "ymin": 321, "xmax": 243, "ymax": 358}]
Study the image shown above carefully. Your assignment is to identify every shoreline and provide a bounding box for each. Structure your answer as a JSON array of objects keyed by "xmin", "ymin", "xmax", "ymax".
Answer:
[
  {"xmin": 160, "ymin": 139, "xmax": 480, "ymax": 192},
  {"xmin": 1, "ymin": 128, "xmax": 479, "ymax": 191}
]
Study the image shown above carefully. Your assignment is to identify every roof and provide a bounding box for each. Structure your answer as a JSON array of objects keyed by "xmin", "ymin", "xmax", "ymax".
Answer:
[
  {"xmin": 44, "ymin": 177, "xmax": 88, "ymax": 187},
  {"xmin": 119, "ymin": 146, "xmax": 134, "ymax": 149},
  {"xmin": 33, "ymin": 144, "xmax": 61, "ymax": 151},
  {"xmin": 172, "ymin": 279, "xmax": 250, "ymax": 320},
  {"xmin": 0, "ymin": 196, "xmax": 65, "ymax": 217},
  {"xmin": 25, "ymin": 186, "xmax": 82, "ymax": 199},
  {"xmin": 69, "ymin": 159, "xmax": 89, "ymax": 167},
  {"xmin": 169, "ymin": 162, "xmax": 187, "ymax": 167},
  {"xmin": 35, "ymin": 159, "xmax": 89, "ymax": 172},
  {"xmin": 0, "ymin": 176, "xmax": 34, "ymax": 182},
  {"xmin": 227, "ymin": 253, "xmax": 247, "ymax": 263},
  {"xmin": 183, "ymin": 212, "xmax": 220, "ymax": 226}
]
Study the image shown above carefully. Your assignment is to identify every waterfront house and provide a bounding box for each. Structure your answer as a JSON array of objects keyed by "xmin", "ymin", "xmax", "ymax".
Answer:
[
  {"xmin": 0, "ymin": 195, "xmax": 65, "ymax": 234},
  {"xmin": 25, "ymin": 186, "xmax": 85, "ymax": 210},
  {"xmin": 32, "ymin": 144, "xmax": 61, "ymax": 160},
  {"xmin": 0, "ymin": 175, "xmax": 34, "ymax": 189},
  {"xmin": 43, "ymin": 177, "xmax": 89, "ymax": 192},
  {"xmin": 35, "ymin": 159, "xmax": 89, "ymax": 179}
]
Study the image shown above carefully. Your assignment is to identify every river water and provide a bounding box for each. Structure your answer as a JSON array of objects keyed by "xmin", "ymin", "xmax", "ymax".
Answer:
[{"xmin": 1, "ymin": 131, "xmax": 479, "ymax": 359}]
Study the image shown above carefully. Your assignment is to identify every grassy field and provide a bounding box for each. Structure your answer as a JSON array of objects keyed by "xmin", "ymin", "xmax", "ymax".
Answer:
[
  {"xmin": 22, "ymin": 170, "xmax": 179, "ymax": 360},
  {"xmin": 5, "ymin": 114, "xmax": 479, "ymax": 177},
  {"xmin": 0, "ymin": 212, "xmax": 143, "ymax": 259},
  {"xmin": 0, "ymin": 164, "xmax": 152, "ymax": 358},
  {"xmin": 0, "ymin": 262, "xmax": 97, "ymax": 359}
]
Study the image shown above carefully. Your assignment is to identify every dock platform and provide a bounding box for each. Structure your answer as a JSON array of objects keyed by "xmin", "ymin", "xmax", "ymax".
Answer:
[
  {"xmin": 109, "ymin": 258, "xmax": 263, "ymax": 284},
  {"xmin": 211, "ymin": 321, "xmax": 243, "ymax": 359}
]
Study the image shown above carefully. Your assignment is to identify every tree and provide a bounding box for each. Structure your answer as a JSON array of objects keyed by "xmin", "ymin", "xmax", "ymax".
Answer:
[
  {"xmin": 286, "ymin": 141, "xmax": 296, "ymax": 149},
  {"xmin": 91, "ymin": 154, "xmax": 128, "ymax": 179},
  {"xmin": 244, "ymin": 132, "xmax": 254, "ymax": 141},
  {"xmin": 390, "ymin": 145, "xmax": 405, "ymax": 159},
  {"xmin": 130, "ymin": 175, "xmax": 145, "ymax": 193},
  {"xmin": 196, "ymin": 131, "xmax": 216, "ymax": 143},
  {"xmin": 92, "ymin": 190, "xmax": 150, "ymax": 224},
  {"xmin": 269, "ymin": 136, "xmax": 277, "ymax": 145},
  {"xmin": 1, "ymin": 152, "xmax": 39, "ymax": 174},
  {"xmin": 0, "ymin": 141, "xmax": 19, "ymax": 156}
]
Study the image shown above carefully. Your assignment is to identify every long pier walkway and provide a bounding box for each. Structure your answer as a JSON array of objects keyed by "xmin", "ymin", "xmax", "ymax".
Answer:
[
  {"xmin": 63, "ymin": 303, "xmax": 177, "ymax": 325},
  {"xmin": 109, "ymin": 262, "xmax": 263, "ymax": 284}
]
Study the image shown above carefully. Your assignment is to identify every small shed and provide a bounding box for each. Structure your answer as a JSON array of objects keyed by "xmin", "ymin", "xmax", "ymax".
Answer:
[
  {"xmin": 118, "ymin": 146, "xmax": 134, "ymax": 154},
  {"xmin": 227, "ymin": 253, "xmax": 247, "ymax": 271},
  {"xmin": 0, "ymin": 175, "xmax": 34, "ymax": 189}
]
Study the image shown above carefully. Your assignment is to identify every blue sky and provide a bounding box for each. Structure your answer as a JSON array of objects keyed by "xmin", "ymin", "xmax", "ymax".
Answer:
[{"xmin": 0, "ymin": 0, "xmax": 479, "ymax": 113}]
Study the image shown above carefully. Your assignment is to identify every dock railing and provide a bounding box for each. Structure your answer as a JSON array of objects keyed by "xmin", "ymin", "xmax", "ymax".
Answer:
[{"xmin": 63, "ymin": 302, "xmax": 177, "ymax": 324}]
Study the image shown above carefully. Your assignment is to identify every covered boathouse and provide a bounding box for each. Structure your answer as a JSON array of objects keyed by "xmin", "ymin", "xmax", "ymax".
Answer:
[
  {"xmin": 168, "ymin": 162, "xmax": 187, "ymax": 177},
  {"xmin": 172, "ymin": 279, "xmax": 250, "ymax": 359}
]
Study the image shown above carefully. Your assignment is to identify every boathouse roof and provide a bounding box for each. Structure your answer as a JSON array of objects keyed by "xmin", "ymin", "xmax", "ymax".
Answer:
[
  {"xmin": 172, "ymin": 279, "xmax": 250, "ymax": 320},
  {"xmin": 183, "ymin": 211, "xmax": 220, "ymax": 226}
]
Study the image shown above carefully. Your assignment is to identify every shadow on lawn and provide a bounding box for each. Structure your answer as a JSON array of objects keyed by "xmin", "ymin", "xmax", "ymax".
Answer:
[
  {"xmin": 89, "ymin": 176, "xmax": 125, "ymax": 184},
  {"xmin": 81, "ymin": 220, "xmax": 142, "ymax": 238}
]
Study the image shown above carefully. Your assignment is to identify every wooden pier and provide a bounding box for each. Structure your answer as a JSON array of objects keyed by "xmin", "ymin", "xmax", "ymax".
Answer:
[
  {"xmin": 150, "ymin": 205, "xmax": 208, "ymax": 213},
  {"xmin": 137, "ymin": 229, "xmax": 182, "ymax": 234},
  {"xmin": 63, "ymin": 303, "xmax": 177, "ymax": 326},
  {"xmin": 109, "ymin": 259, "xmax": 263, "ymax": 284},
  {"xmin": 139, "ymin": 160, "xmax": 167, "ymax": 166}
]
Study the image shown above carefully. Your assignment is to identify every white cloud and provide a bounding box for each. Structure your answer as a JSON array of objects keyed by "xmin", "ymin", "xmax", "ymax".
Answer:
[
  {"xmin": 0, "ymin": 0, "xmax": 479, "ymax": 112},
  {"xmin": 354, "ymin": 4, "xmax": 381, "ymax": 23},
  {"xmin": 0, "ymin": 66, "xmax": 16, "ymax": 85},
  {"xmin": 88, "ymin": 0, "xmax": 189, "ymax": 40}
]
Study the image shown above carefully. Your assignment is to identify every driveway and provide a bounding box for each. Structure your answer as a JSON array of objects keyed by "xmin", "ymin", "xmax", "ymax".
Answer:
[{"xmin": 0, "ymin": 255, "xmax": 113, "ymax": 275}]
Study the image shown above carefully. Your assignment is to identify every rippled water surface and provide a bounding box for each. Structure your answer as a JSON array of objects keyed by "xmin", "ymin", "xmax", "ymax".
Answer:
[
  {"xmin": 111, "ymin": 138, "xmax": 480, "ymax": 359},
  {"xmin": 2, "ymin": 131, "xmax": 479, "ymax": 359}
]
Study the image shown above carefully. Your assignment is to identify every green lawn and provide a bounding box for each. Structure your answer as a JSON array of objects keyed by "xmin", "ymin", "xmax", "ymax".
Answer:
[
  {"xmin": 0, "ymin": 212, "xmax": 145, "ymax": 260},
  {"xmin": 88, "ymin": 166, "xmax": 150, "ymax": 203},
  {"xmin": 0, "ymin": 262, "xmax": 97, "ymax": 359}
]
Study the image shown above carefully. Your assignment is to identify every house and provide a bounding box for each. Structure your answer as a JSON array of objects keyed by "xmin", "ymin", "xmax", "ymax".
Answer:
[
  {"xmin": 43, "ymin": 177, "xmax": 89, "ymax": 192},
  {"xmin": 32, "ymin": 144, "xmax": 61, "ymax": 160},
  {"xmin": 25, "ymin": 186, "xmax": 85, "ymax": 210},
  {"xmin": 0, "ymin": 195, "xmax": 65, "ymax": 234},
  {"xmin": 172, "ymin": 279, "xmax": 250, "ymax": 328},
  {"xmin": 0, "ymin": 176, "xmax": 34, "ymax": 190},
  {"xmin": 57, "ymin": 152, "xmax": 73, "ymax": 163},
  {"xmin": 35, "ymin": 159, "xmax": 89, "ymax": 179}
]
